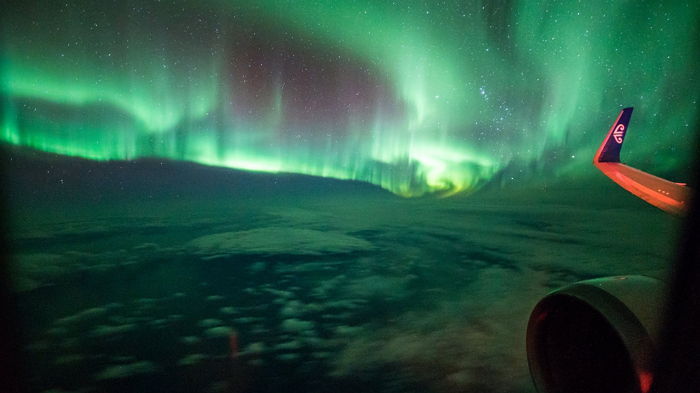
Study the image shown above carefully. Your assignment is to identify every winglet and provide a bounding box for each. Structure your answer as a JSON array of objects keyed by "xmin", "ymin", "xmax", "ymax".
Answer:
[
  {"xmin": 594, "ymin": 107, "xmax": 634, "ymax": 163},
  {"xmin": 593, "ymin": 107, "xmax": 690, "ymax": 216}
]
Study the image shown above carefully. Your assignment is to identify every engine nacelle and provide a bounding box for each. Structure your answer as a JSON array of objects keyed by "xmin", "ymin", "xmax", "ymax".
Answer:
[{"xmin": 526, "ymin": 275, "xmax": 665, "ymax": 393}]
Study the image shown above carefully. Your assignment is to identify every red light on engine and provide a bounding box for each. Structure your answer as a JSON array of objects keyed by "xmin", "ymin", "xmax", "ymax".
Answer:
[{"xmin": 638, "ymin": 370, "xmax": 653, "ymax": 393}]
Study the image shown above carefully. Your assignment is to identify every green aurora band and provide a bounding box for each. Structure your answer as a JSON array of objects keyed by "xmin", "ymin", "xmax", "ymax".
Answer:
[{"xmin": 2, "ymin": 1, "xmax": 698, "ymax": 196}]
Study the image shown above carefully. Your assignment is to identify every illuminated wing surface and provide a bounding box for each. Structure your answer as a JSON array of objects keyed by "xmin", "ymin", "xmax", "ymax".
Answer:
[{"xmin": 593, "ymin": 107, "xmax": 690, "ymax": 216}]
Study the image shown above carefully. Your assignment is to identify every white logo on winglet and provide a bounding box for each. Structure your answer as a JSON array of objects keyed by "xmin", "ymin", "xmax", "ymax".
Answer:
[{"xmin": 613, "ymin": 124, "xmax": 625, "ymax": 144}]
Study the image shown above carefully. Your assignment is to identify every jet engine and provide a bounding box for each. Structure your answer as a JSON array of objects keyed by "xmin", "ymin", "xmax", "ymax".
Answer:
[{"xmin": 526, "ymin": 275, "xmax": 665, "ymax": 393}]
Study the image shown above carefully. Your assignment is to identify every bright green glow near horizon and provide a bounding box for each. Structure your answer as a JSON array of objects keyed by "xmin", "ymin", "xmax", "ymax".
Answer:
[{"xmin": 1, "ymin": 1, "xmax": 698, "ymax": 196}]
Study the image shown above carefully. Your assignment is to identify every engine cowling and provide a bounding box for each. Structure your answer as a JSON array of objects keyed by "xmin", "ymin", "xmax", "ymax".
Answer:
[{"xmin": 526, "ymin": 275, "xmax": 665, "ymax": 393}]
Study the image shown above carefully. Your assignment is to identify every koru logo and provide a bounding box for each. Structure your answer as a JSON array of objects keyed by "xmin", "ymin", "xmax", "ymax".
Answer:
[{"xmin": 613, "ymin": 124, "xmax": 625, "ymax": 144}]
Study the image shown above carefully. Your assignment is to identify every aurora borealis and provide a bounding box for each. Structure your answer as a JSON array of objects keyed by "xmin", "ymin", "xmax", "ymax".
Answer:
[
  {"xmin": 4, "ymin": 3, "xmax": 698, "ymax": 392},
  {"xmin": 2, "ymin": 1, "xmax": 698, "ymax": 196}
]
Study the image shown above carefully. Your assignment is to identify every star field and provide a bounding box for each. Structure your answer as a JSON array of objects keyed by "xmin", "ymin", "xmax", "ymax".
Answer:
[{"xmin": 1, "ymin": 0, "xmax": 698, "ymax": 196}]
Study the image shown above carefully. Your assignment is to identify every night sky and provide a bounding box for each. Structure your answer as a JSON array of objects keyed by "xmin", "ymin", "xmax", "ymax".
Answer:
[
  {"xmin": 3, "ymin": 3, "xmax": 698, "ymax": 392},
  {"xmin": 2, "ymin": 1, "xmax": 698, "ymax": 196}
]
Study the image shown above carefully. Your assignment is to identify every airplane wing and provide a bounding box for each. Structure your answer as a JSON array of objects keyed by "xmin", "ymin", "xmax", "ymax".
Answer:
[{"xmin": 593, "ymin": 107, "xmax": 691, "ymax": 216}]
